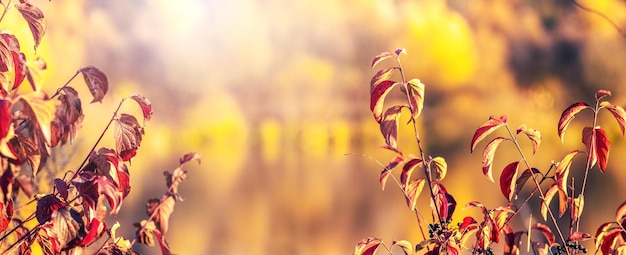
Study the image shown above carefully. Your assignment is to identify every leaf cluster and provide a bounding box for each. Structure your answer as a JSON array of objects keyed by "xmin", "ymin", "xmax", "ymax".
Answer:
[{"xmin": 354, "ymin": 50, "xmax": 626, "ymax": 255}]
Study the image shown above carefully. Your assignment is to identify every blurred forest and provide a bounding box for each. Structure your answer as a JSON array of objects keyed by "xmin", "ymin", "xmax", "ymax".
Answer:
[{"xmin": 10, "ymin": 0, "xmax": 626, "ymax": 254}]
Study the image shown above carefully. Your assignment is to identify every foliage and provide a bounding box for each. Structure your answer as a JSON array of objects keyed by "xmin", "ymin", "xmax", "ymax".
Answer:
[
  {"xmin": 0, "ymin": 1, "xmax": 199, "ymax": 254},
  {"xmin": 354, "ymin": 49, "xmax": 626, "ymax": 254}
]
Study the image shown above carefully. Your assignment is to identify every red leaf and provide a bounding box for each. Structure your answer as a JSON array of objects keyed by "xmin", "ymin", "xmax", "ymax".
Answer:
[
  {"xmin": 52, "ymin": 87, "xmax": 84, "ymax": 146},
  {"xmin": 500, "ymin": 161, "xmax": 520, "ymax": 201},
  {"xmin": 459, "ymin": 216, "xmax": 478, "ymax": 233},
  {"xmin": 379, "ymin": 156, "xmax": 403, "ymax": 190},
  {"xmin": 36, "ymin": 194, "xmax": 64, "ymax": 224},
  {"xmin": 179, "ymin": 152, "xmax": 201, "ymax": 165},
  {"xmin": 15, "ymin": 3, "xmax": 46, "ymax": 50},
  {"xmin": 46, "ymin": 207, "xmax": 85, "ymax": 250},
  {"xmin": 114, "ymin": 114, "xmax": 143, "ymax": 162},
  {"xmin": 11, "ymin": 52, "xmax": 26, "ymax": 90},
  {"xmin": 514, "ymin": 168, "xmax": 541, "ymax": 197},
  {"xmin": 555, "ymin": 150, "xmax": 582, "ymax": 192},
  {"xmin": 541, "ymin": 184, "xmax": 568, "ymax": 220},
  {"xmin": 503, "ymin": 224, "xmax": 524, "ymax": 255},
  {"xmin": 558, "ymin": 102, "xmax": 591, "ymax": 142},
  {"xmin": 354, "ymin": 237, "xmax": 381, "ymax": 255},
  {"xmin": 379, "ymin": 105, "xmax": 405, "ymax": 150},
  {"xmin": 405, "ymin": 178, "xmax": 426, "ymax": 210},
  {"xmin": 130, "ymin": 94, "xmax": 153, "ymax": 122},
  {"xmin": 73, "ymin": 172, "xmax": 124, "ymax": 215},
  {"xmin": 596, "ymin": 89, "xmax": 612, "ymax": 101},
  {"xmin": 470, "ymin": 115, "xmax": 507, "ymax": 152},
  {"xmin": 582, "ymin": 126, "xmax": 611, "ymax": 172},
  {"xmin": 80, "ymin": 218, "xmax": 106, "ymax": 247},
  {"xmin": 371, "ymin": 52, "xmax": 393, "ymax": 69},
  {"xmin": 481, "ymin": 137, "xmax": 506, "ymax": 182},
  {"xmin": 80, "ymin": 66, "xmax": 108, "ymax": 103},
  {"xmin": 370, "ymin": 80, "xmax": 400, "ymax": 123},
  {"xmin": 600, "ymin": 229, "xmax": 622, "ymax": 255},
  {"xmin": 533, "ymin": 223, "xmax": 556, "ymax": 245},
  {"xmin": 370, "ymin": 67, "xmax": 397, "ymax": 93},
  {"xmin": 600, "ymin": 101, "xmax": 626, "ymax": 137},
  {"xmin": 406, "ymin": 79, "xmax": 425, "ymax": 119},
  {"xmin": 0, "ymin": 99, "xmax": 11, "ymax": 139},
  {"xmin": 432, "ymin": 183, "xmax": 456, "ymax": 221},
  {"xmin": 54, "ymin": 178, "xmax": 68, "ymax": 201},
  {"xmin": 0, "ymin": 199, "xmax": 13, "ymax": 232},
  {"xmin": 401, "ymin": 157, "xmax": 422, "ymax": 188}
]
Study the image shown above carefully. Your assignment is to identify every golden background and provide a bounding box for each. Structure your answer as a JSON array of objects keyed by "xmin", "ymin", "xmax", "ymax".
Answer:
[{"xmin": 5, "ymin": 0, "xmax": 626, "ymax": 254}]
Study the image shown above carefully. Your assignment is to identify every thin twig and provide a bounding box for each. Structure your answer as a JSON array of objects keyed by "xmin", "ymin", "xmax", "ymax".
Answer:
[{"xmin": 570, "ymin": 0, "xmax": 626, "ymax": 38}]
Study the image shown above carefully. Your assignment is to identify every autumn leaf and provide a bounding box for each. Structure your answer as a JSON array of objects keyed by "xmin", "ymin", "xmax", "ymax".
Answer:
[
  {"xmin": 130, "ymin": 94, "xmax": 153, "ymax": 122},
  {"xmin": 406, "ymin": 79, "xmax": 425, "ymax": 119},
  {"xmin": 595, "ymin": 89, "xmax": 612, "ymax": 101},
  {"xmin": 46, "ymin": 207, "xmax": 85, "ymax": 250},
  {"xmin": 533, "ymin": 223, "xmax": 556, "ymax": 245},
  {"xmin": 370, "ymin": 80, "xmax": 400, "ymax": 123},
  {"xmin": 179, "ymin": 152, "xmax": 201, "ymax": 165},
  {"xmin": 0, "ymin": 199, "xmax": 13, "ymax": 233},
  {"xmin": 147, "ymin": 196, "xmax": 175, "ymax": 235},
  {"xmin": 582, "ymin": 126, "xmax": 611, "ymax": 172},
  {"xmin": 392, "ymin": 240, "xmax": 413, "ymax": 255},
  {"xmin": 481, "ymin": 137, "xmax": 506, "ymax": 182},
  {"xmin": 600, "ymin": 101, "xmax": 626, "ymax": 137},
  {"xmin": 470, "ymin": 115, "xmax": 507, "ymax": 152},
  {"xmin": 35, "ymin": 194, "xmax": 64, "ymax": 224},
  {"xmin": 52, "ymin": 87, "xmax": 83, "ymax": 146},
  {"xmin": 371, "ymin": 52, "xmax": 393, "ymax": 69},
  {"xmin": 400, "ymin": 157, "xmax": 422, "ymax": 188},
  {"xmin": 500, "ymin": 161, "xmax": 520, "ymax": 201},
  {"xmin": 134, "ymin": 220, "xmax": 157, "ymax": 247},
  {"xmin": 80, "ymin": 66, "xmax": 108, "ymax": 103},
  {"xmin": 379, "ymin": 156, "xmax": 403, "ymax": 191},
  {"xmin": 16, "ymin": 3, "xmax": 46, "ymax": 51},
  {"xmin": 404, "ymin": 178, "xmax": 426, "ymax": 210},
  {"xmin": 541, "ymin": 184, "xmax": 568, "ymax": 220},
  {"xmin": 114, "ymin": 113, "xmax": 143, "ymax": 162},
  {"xmin": 555, "ymin": 150, "xmax": 582, "ymax": 193},
  {"xmin": 19, "ymin": 91, "xmax": 56, "ymax": 146},
  {"xmin": 557, "ymin": 102, "xmax": 591, "ymax": 142},
  {"xmin": 354, "ymin": 237, "xmax": 381, "ymax": 255},
  {"xmin": 379, "ymin": 105, "xmax": 405, "ymax": 150},
  {"xmin": 517, "ymin": 125, "xmax": 541, "ymax": 154},
  {"xmin": 54, "ymin": 178, "xmax": 68, "ymax": 201},
  {"xmin": 9, "ymin": 134, "xmax": 41, "ymax": 176},
  {"xmin": 73, "ymin": 172, "xmax": 124, "ymax": 215},
  {"xmin": 502, "ymin": 224, "xmax": 524, "ymax": 255},
  {"xmin": 514, "ymin": 168, "xmax": 541, "ymax": 198},
  {"xmin": 431, "ymin": 156, "xmax": 447, "ymax": 181},
  {"xmin": 370, "ymin": 67, "xmax": 397, "ymax": 93}
]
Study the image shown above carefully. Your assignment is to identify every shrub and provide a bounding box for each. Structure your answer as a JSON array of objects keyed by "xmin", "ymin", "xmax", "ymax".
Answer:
[
  {"xmin": 0, "ymin": 2, "xmax": 198, "ymax": 254},
  {"xmin": 354, "ymin": 49, "xmax": 626, "ymax": 255}
]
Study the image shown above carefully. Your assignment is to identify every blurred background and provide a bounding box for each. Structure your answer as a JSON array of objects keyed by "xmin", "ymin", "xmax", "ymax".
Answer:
[{"xmin": 5, "ymin": 0, "xmax": 626, "ymax": 254}]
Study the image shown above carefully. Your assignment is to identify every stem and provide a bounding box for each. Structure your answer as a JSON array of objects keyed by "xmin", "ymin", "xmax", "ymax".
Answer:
[
  {"xmin": 576, "ymin": 100, "xmax": 599, "ymax": 232},
  {"xmin": 50, "ymin": 70, "xmax": 81, "ymax": 99},
  {"xmin": 0, "ymin": 212, "xmax": 35, "ymax": 243},
  {"xmin": 66, "ymin": 98, "xmax": 125, "ymax": 186},
  {"xmin": 0, "ymin": 0, "xmax": 10, "ymax": 24},
  {"xmin": 395, "ymin": 56, "xmax": 443, "ymax": 223},
  {"xmin": 504, "ymin": 164, "xmax": 554, "ymax": 226},
  {"xmin": 1, "ymin": 225, "xmax": 38, "ymax": 255},
  {"xmin": 505, "ymin": 124, "xmax": 568, "ymax": 249},
  {"xmin": 569, "ymin": 0, "xmax": 626, "ymax": 38}
]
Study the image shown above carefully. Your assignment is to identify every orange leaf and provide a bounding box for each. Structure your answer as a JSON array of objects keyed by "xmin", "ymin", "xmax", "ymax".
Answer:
[
  {"xmin": 555, "ymin": 150, "xmax": 582, "ymax": 192},
  {"xmin": 354, "ymin": 237, "xmax": 381, "ymax": 255},
  {"xmin": 370, "ymin": 67, "xmax": 397, "ymax": 93},
  {"xmin": 405, "ymin": 178, "xmax": 426, "ymax": 210},
  {"xmin": 517, "ymin": 124, "xmax": 541, "ymax": 154},
  {"xmin": 482, "ymin": 137, "xmax": 506, "ymax": 182},
  {"xmin": 379, "ymin": 105, "xmax": 405, "ymax": 150},
  {"xmin": 406, "ymin": 79, "xmax": 425, "ymax": 119},
  {"xmin": 400, "ymin": 157, "xmax": 422, "ymax": 188},
  {"xmin": 379, "ymin": 156, "xmax": 403, "ymax": 191},
  {"xmin": 558, "ymin": 102, "xmax": 591, "ymax": 142},
  {"xmin": 470, "ymin": 115, "xmax": 507, "ymax": 153}
]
